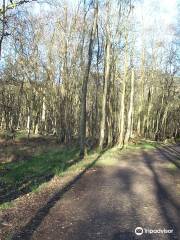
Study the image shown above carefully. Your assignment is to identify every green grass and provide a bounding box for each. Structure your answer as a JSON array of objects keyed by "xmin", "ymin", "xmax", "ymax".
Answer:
[
  {"xmin": 15, "ymin": 130, "xmax": 28, "ymax": 140},
  {"xmin": 1, "ymin": 147, "xmax": 79, "ymax": 183},
  {"xmin": 96, "ymin": 147, "xmax": 121, "ymax": 166},
  {"xmin": 0, "ymin": 146, "xmax": 80, "ymax": 206},
  {"xmin": 0, "ymin": 143, "xmax": 102, "ymax": 209},
  {"xmin": 0, "ymin": 139, "xmax": 160, "ymax": 209},
  {"xmin": 0, "ymin": 201, "xmax": 13, "ymax": 210},
  {"xmin": 165, "ymin": 163, "xmax": 178, "ymax": 172},
  {"xmin": 96, "ymin": 140, "xmax": 159, "ymax": 167},
  {"xmin": 126, "ymin": 140, "xmax": 158, "ymax": 150},
  {"xmin": 0, "ymin": 141, "xmax": 158, "ymax": 189}
]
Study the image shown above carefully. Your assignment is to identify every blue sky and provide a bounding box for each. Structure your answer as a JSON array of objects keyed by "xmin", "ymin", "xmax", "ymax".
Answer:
[
  {"xmin": 135, "ymin": 0, "xmax": 178, "ymax": 26},
  {"xmin": 1, "ymin": 0, "xmax": 178, "ymax": 26}
]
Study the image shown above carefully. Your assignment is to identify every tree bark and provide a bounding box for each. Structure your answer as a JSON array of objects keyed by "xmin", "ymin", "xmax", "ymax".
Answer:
[
  {"xmin": 79, "ymin": 1, "xmax": 98, "ymax": 158},
  {"xmin": 124, "ymin": 67, "xmax": 134, "ymax": 145},
  {"xmin": 99, "ymin": 39, "xmax": 111, "ymax": 150}
]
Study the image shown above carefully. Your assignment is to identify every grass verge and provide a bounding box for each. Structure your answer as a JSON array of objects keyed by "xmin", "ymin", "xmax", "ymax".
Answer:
[{"xmin": 0, "ymin": 139, "xmax": 161, "ymax": 209}]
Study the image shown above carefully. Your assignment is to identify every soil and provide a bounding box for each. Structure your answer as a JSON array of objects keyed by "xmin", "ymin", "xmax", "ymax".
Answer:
[{"xmin": 0, "ymin": 145, "xmax": 179, "ymax": 240}]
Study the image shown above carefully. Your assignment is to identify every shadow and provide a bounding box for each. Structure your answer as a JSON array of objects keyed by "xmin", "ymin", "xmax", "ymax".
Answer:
[
  {"xmin": 11, "ymin": 152, "xmax": 105, "ymax": 240},
  {"xmin": 115, "ymin": 168, "xmax": 134, "ymax": 192},
  {"xmin": 164, "ymin": 145, "xmax": 180, "ymax": 156},
  {"xmin": 0, "ymin": 147, "xmax": 80, "ymax": 205},
  {"xmin": 113, "ymin": 166, "xmax": 144, "ymax": 239},
  {"xmin": 112, "ymin": 232, "xmax": 136, "ymax": 240},
  {"xmin": 156, "ymin": 146, "xmax": 180, "ymax": 169},
  {"xmin": 143, "ymin": 151, "xmax": 180, "ymax": 239},
  {"xmin": 60, "ymin": 153, "xmax": 146, "ymax": 239},
  {"xmin": 0, "ymin": 172, "xmax": 53, "ymax": 204},
  {"xmin": 9, "ymin": 148, "xmax": 180, "ymax": 240},
  {"xmin": 112, "ymin": 231, "xmax": 152, "ymax": 240},
  {"xmin": 52, "ymin": 160, "xmax": 148, "ymax": 240}
]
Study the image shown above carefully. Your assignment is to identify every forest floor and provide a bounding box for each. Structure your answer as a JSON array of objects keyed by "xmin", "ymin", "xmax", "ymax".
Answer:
[{"xmin": 0, "ymin": 137, "xmax": 179, "ymax": 240}]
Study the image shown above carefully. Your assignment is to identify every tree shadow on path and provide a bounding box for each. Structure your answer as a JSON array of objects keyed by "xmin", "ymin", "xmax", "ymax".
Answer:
[
  {"xmin": 142, "ymin": 150, "xmax": 180, "ymax": 240},
  {"xmin": 11, "ymin": 152, "xmax": 105, "ymax": 240},
  {"xmin": 112, "ymin": 231, "xmax": 153, "ymax": 240},
  {"xmin": 156, "ymin": 145, "xmax": 180, "ymax": 169},
  {"xmin": 165, "ymin": 145, "xmax": 180, "ymax": 155}
]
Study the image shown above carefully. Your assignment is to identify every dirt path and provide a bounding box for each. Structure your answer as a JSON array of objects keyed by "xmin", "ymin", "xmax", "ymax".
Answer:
[{"xmin": 9, "ymin": 145, "xmax": 180, "ymax": 240}]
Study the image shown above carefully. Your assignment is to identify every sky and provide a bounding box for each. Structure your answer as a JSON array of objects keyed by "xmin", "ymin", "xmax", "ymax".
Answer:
[
  {"xmin": 0, "ymin": 0, "xmax": 178, "ymax": 26},
  {"xmin": 134, "ymin": 0, "xmax": 178, "ymax": 29},
  {"xmin": 0, "ymin": 0, "xmax": 179, "ymax": 51},
  {"xmin": 0, "ymin": 0, "xmax": 179, "ymax": 69}
]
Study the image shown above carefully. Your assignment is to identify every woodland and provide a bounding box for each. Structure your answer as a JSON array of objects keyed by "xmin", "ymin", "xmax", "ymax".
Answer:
[
  {"xmin": 0, "ymin": 1, "xmax": 180, "ymax": 239},
  {"xmin": 0, "ymin": 0, "xmax": 179, "ymax": 157}
]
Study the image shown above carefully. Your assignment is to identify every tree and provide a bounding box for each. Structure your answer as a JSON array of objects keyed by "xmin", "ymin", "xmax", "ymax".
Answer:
[
  {"xmin": 79, "ymin": 0, "xmax": 98, "ymax": 158},
  {"xmin": 0, "ymin": 0, "xmax": 37, "ymax": 58},
  {"xmin": 99, "ymin": 0, "xmax": 111, "ymax": 150}
]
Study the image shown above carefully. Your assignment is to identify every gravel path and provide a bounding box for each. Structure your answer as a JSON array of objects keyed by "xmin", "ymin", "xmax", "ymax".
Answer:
[{"xmin": 12, "ymin": 145, "xmax": 180, "ymax": 240}]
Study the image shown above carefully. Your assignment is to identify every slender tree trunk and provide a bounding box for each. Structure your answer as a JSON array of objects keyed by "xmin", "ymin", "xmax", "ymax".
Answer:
[
  {"xmin": 118, "ymin": 33, "xmax": 128, "ymax": 147},
  {"xmin": 27, "ymin": 107, "xmax": 31, "ymax": 139},
  {"xmin": 41, "ymin": 94, "xmax": 46, "ymax": 133},
  {"xmin": 107, "ymin": 96, "xmax": 113, "ymax": 147},
  {"xmin": 79, "ymin": 1, "xmax": 98, "ymax": 157},
  {"xmin": 124, "ymin": 68, "xmax": 134, "ymax": 145},
  {"xmin": 118, "ymin": 73, "xmax": 126, "ymax": 147},
  {"xmin": 145, "ymin": 87, "xmax": 153, "ymax": 138},
  {"xmin": 99, "ymin": 40, "xmax": 111, "ymax": 150},
  {"xmin": 137, "ymin": 47, "xmax": 145, "ymax": 136},
  {"xmin": 161, "ymin": 104, "xmax": 169, "ymax": 139}
]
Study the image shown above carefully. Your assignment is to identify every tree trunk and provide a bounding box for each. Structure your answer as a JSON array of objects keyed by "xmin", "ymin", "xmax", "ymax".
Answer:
[
  {"xmin": 99, "ymin": 39, "xmax": 111, "ymax": 150},
  {"xmin": 118, "ymin": 33, "xmax": 128, "ymax": 147},
  {"xmin": 79, "ymin": 1, "xmax": 98, "ymax": 158},
  {"xmin": 124, "ymin": 68, "xmax": 134, "ymax": 145}
]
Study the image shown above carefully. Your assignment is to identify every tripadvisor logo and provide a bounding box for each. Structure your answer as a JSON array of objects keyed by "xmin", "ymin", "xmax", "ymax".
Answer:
[
  {"xmin": 135, "ymin": 227, "xmax": 173, "ymax": 236},
  {"xmin": 135, "ymin": 227, "xmax": 143, "ymax": 235}
]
